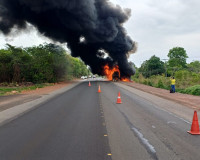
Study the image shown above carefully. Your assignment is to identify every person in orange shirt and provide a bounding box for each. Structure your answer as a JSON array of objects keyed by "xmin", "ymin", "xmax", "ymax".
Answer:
[{"xmin": 170, "ymin": 77, "xmax": 176, "ymax": 93}]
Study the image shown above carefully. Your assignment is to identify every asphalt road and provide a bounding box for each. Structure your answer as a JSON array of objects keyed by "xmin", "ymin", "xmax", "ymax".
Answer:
[
  {"xmin": 0, "ymin": 82, "xmax": 111, "ymax": 160},
  {"xmin": 0, "ymin": 81, "xmax": 200, "ymax": 160}
]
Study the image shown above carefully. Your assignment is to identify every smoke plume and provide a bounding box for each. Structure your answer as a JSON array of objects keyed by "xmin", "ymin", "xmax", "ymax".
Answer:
[{"xmin": 0, "ymin": 0, "xmax": 136, "ymax": 77}]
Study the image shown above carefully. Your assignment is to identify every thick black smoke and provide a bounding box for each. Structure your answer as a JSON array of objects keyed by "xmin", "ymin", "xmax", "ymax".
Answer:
[{"xmin": 0, "ymin": 0, "xmax": 136, "ymax": 77}]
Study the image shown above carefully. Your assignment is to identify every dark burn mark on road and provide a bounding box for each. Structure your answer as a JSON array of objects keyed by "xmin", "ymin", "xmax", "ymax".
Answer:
[{"xmin": 0, "ymin": 0, "xmax": 136, "ymax": 77}]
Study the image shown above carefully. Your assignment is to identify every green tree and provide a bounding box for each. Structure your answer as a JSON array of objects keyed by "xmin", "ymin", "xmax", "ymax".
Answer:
[
  {"xmin": 69, "ymin": 57, "xmax": 89, "ymax": 78},
  {"xmin": 43, "ymin": 43, "xmax": 69, "ymax": 81},
  {"xmin": 0, "ymin": 44, "xmax": 32, "ymax": 83},
  {"xmin": 187, "ymin": 61, "xmax": 200, "ymax": 73},
  {"xmin": 167, "ymin": 47, "xmax": 188, "ymax": 70},
  {"xmin": 26, "ymin": 43, "xmax": 69, "ymax": 83},
  {"xmin": 0, "ymin": 49, "xmax": 12, "ymax": 82},
  {"xmin": 139, "ymin": 55, "xmax": 165, "ymax": 78},
  {"xmin": 0, "ymin": 43, "xmax": 91, "ymax": 83}
]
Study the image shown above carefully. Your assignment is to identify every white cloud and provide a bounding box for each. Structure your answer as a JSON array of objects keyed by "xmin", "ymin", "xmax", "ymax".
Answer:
[
  {"xmin": 0, "ymin": 24, "xmax": 52, "ymax": 48},
  {"xmin": 111, "ymin": 0, "xmax": 200, "ymax": 67}
]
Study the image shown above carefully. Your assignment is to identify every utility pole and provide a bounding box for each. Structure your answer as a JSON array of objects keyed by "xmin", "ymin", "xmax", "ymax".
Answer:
[{"xmin": 162, "ymin": 59, "xmax": 168, "ymax": 77}]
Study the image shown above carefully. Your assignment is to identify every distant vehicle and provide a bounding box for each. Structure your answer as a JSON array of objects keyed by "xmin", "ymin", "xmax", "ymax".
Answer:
[
  {"xmin": 88, "ymin": 75, "xmax": 92, "ymax": 78},
  {"xmin": 92, "ymin": 75, "xmax": 96, "ymax": 78},
  {"xmin": 81, "ymin": 76, "xmax": 87, "ymax": 79}
]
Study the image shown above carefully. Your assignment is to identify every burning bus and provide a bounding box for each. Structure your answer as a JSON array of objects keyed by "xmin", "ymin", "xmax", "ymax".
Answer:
[{"xmin": 103, "ymin": 64, "xmax": 130, "ymax": 82}]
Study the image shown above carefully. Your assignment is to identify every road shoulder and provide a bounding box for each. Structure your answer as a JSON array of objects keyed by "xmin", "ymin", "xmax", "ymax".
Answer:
[
  {"xmin": 115, "ymin": 82, "xmax": 195, "ymax": 123},
  {"xmin": 119, "ymin": 82, "xmax": 200, "ymax": 110},
  {"xmin": 0, "ymin": 81, "xmax": 81, "ymax": 126}
]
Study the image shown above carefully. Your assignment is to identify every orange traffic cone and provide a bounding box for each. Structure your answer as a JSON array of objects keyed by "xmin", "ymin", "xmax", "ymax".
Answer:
[
  {"xmin": 116, "ymin": 92, "xmax": 122, "ymax": 104},
  {"xmin": 188, "ymin": 111, "xmax": 200, "ymax": 135},
  {"xmin": 98, "ymin": 85, "xmax": 101, "ymax": 93},
  {"xmin": 88, "ymin": 81, "xmax": 91, "ymax": 87}
]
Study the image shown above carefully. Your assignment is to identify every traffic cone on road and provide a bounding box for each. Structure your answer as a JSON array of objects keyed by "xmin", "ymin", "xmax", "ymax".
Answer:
[
  {"xmin": 188, "ymin": 111, "xmax": 200, "ymax": 135},
  {"xmin": 116, "ymin": 92, "xmax": 122, "ymax": 104},
  {"xmin": 88, "ymin": 81, "xmax": 91, "ymax": 87},
  {"xmin": 98, "ymin": 85, "xmax": 101, "ymax": 93}
]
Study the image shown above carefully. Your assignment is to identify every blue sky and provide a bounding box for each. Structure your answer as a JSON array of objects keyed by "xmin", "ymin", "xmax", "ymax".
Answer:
[{"xmin": 0, "ymin": 0, "xmax": 200, "ymax": 67}]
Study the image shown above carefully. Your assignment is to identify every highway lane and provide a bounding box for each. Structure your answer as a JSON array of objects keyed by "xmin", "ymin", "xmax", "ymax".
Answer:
[
  {"xmin": 0, "ymin": 81, "xmax": 200, "ymax": 160},
  {"xmin": 0, "ymin": 82, "xmax": 111, "ymax": 160},
  {"xmin": 100, "ymin": 81, "xmax": 200, "ymax": 160}
]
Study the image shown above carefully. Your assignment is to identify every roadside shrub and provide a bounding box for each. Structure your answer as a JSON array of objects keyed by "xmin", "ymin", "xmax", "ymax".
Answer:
[
  {"xmin": 147, "ymin": 80, "xmax": 153, "ymax": 86},
  {"xmin": 175, "ymin": 70, "xmax": 191, "ymax": 80},
  {"xmin": 133, "ymin": 70, "xmax": 140, "ymax": 78},
  {"xmin": 138, "ymin": 74, "xmax": 145, "ymax": 83},
  {"xmin": 191, "ymin": 73, "xmax": 200, "ymax": 83},
  {"xmin": 175, "ymin": 70, "xmax": 183, "ymax": 80},
  {"xmin": 143, "ymin": 80, "xmax": 148, "ymax": 85},
  {"xmin": 182, "ymin": 85, "xmax": 200, "ymax": 96},
  {"xmin": 156, "ymin": 79, "xmax": 165, "ymax": 89}
]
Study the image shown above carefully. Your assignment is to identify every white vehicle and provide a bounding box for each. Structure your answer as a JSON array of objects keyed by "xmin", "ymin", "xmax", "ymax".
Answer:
[{"xmin": 81, "ymin": 76, "xmax": 87, "ymax": 79}]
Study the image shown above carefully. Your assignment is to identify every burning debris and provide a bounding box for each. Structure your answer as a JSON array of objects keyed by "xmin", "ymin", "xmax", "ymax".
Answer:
[
  {"xmin": 103, "ymin": 64, "xmax": 120, "ymax": 81},
  {"xmin": 0, "ymin": 0, "xmax": 137, "ymax": 78},
  {"xmin": 103, "ymin": 64, "xmax": 131, "ymax": 81}
]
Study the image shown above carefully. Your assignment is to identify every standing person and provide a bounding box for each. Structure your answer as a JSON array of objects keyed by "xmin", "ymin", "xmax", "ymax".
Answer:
[{"xmin": 170, "ymin": 77, "xmax": 176, "ymax": 93}]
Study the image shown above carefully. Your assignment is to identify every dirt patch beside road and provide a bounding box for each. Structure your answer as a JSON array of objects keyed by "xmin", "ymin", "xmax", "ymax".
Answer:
[
  {"xmin": 120, "ymin": 82, "xmax": 200, "ymax": 110},
  {"xmin": 0, "ymin": 81, "xmax": 75, "ymax": 112},
  {"xmin": 21, "ymin": 82, "xmax": 72, "ymax": 95}
]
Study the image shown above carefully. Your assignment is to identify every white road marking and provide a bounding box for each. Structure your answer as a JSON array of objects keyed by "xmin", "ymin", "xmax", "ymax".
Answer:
[
  {"xmin": 157, "ymin": 107, "xmax": 191, "ymax": 124},
  {"xmin": 131, "ymin": 127, "xmax": 156, "ymax": 154},
  {"xmin": 167, "ymin": 121, "xmax": 177, "ymax": 124},
  {"xmin": 152, "ymin": 125, "xmax": 156, "ymax": 128},
  {"xmin": 122, "ymin": 89, "xmax": 191, "ymax": 125}
]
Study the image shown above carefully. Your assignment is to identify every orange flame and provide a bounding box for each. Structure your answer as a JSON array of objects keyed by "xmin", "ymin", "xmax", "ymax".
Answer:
[
  {"xmin": 103, "ymin": 64, "xmax": 120, "ymax": 81},
  {"xmin": 121, "ymin": 77, "xmax": 130, "ymax": 82}
]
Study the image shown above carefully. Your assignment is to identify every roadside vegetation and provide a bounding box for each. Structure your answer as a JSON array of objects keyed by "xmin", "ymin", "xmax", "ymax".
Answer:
[
  {"xmin": 0, "ymin": 43, "xmax": 90, "ymax": 95},
  {"xmin": 131, "ymin": 47, "xmax": 200, "ymax": 96},
  {"xmin": 0, "ymin": 83, "xmax": 51, "ymax": 96}
]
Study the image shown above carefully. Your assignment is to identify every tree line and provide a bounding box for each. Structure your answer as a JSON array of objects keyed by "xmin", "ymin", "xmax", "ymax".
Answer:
[
  {"xmin": 0, "ymin": 43, "xmax": 89, "ymax": 83},
  {"xmin": 132, "ymin": 47, "xmax": 200, "ymax": 95},
  {"xmin": 135, "ymin": 47, "xmax": 200, "ymax": 78}
]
